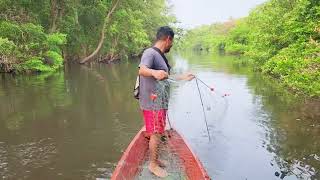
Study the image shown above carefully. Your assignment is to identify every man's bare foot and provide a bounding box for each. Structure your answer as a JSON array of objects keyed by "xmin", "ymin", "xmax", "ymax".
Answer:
[{"xmin": 148, "ymin": 162, "xmax": 168, "ymax": 178}]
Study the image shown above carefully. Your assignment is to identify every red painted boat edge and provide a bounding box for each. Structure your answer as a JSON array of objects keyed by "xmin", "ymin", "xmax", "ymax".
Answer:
[
  {"xmin": 111, "ymin": 127, "xmax": 148, "ymax": 180},
  {"xmin": 168, "ymin": 129, "xmax": 211, "ymax": 180}
]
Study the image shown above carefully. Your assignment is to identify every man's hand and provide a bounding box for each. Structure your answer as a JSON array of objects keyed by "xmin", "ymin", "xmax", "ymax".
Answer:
[
  {"xmin": 181, "ymin": 72, "xmax": 195, "ymax": 81},
  {"xmin": 152, "ymin": 70, "xmax": 168, "ymax": 80},
  {"xmin": 139, "ymin": 65, "xmax": 168, "ymax": 80},
  {"xmin": 172, "ymin": 72, "xmax": 195, "ymax": 81}
]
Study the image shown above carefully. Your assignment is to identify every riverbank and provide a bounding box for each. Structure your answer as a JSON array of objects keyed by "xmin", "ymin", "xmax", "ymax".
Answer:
[{"xmin": 177, "ymin": 0, "xmax": 320, "ymax": 97}]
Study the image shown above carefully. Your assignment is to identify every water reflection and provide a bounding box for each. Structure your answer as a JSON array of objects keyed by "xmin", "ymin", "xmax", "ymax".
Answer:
[
  {"xmin": 0, "ymin": 62, "xmax": 142, "ymax": 179},
  {"xmin": 170, "ymin": 52, "xmax": 319, "ymax": 180},
  {"xmin": 0, "ymin": 52, "xmax": 319, "ymax": 179}
]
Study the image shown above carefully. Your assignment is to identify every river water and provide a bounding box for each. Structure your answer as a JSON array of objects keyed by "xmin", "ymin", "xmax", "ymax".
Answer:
[{"xmin": 0, "ymin": 52, "xmax": 319, "ymax": 180}]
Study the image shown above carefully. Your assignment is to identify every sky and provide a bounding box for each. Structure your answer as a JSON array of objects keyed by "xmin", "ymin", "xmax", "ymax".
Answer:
[{"xmin": 169, "ymin": 0, "xmax": 267, "ymax": 28}]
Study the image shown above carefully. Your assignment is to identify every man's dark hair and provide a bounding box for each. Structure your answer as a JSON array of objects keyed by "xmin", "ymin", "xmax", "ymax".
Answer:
[{"xmin": 156, "ymin": 26, "xmax": 174, "ymax": 40}]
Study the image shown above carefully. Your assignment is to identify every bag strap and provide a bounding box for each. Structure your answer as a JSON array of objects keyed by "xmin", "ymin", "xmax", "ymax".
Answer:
[{"xmin": 152, "ymin": 47, "xmax": 171, "ymax": 72}]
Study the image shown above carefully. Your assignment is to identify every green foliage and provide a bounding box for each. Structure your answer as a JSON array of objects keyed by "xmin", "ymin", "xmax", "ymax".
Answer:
[
  {"xmin": 55, "ymin": 0, "xmax": 174, "ymax": 60},
  {"xmin": 0, "ymin": 21, "xmax": 23, "ymax": 41},
  {"xmin": 99, "ymin": 0, "xmax": 175, "ymax": 59},
  {"xmin": 104, "ymin": 7, "xmax": 150, "ymax": 58},
  {"xmin": 47, "ymin": 33, "xmax": 67, "ymax": 53},
  {"xmin": 0, "ymin": 20, "xmax": 66, "ymax": 72},
  {"xmin": 179, "ymin": 0, "xmax": 320, "ymax": 97},
  {"xmin": 224, "ymin": 20, "xmax": 250, "ymax": 54},
  {"xmin": 0, "ymin": 37, "xmax": 18, "ymax": 55},
  {"xmin": 45, "ymin": 50, "xmax": 64, "ymax": 68},
  {"xmin": 0, "ymin": 0, "xmax": 173, "ymax": 71},
  {"xmin": 20, "ymin": 57, "xmax": 52, "ymax": 72},
  {"xmin": 262, "ymin": 42, "xmax": 320, "ymax": 96},
  {"xmin": 0, "ymin": 22, "xmax": 46, "ymax": 49},
  {"xmin": 0, "ymin": 37, "xmax": 20, "ymax": 72}
]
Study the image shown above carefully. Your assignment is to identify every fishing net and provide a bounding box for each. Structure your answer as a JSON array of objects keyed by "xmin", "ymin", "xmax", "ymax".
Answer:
[
  {"xmin": 135, "ymin": 139, "xmax": 187, "ymax": 180},
  {"xmin": 167, "ymin": 76, "xmax": 229, "ymax": 137}
]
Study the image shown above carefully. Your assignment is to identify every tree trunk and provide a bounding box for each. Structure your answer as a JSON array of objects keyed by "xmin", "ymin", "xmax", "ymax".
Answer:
[
  {"xmin": 50, "ymin": 0, "xmax": 58, "ymax": 33},
  {"xmin": 79, "ymin": 0, "xmax": 120, "ymax": 64},
  {"xmin": 57, "ymin": 0, "xmax": 65, "ymax": 31},
  {"xmin": 50, "ymin": 0, "xmax": 65, "ymax": 33}
]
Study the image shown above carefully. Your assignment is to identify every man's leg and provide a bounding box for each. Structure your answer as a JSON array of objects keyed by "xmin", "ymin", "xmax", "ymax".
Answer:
[
  {"xmin": 148, "ymin": 133, "xmax": 168, "ymax": 177},
  {"xmin": 143, "ymin": 109, "xmax": 168, "ymax": 177}
]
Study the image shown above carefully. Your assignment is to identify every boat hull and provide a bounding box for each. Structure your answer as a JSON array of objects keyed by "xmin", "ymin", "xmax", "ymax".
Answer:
[{"xmin": 111, "ymin": 127, "xmax": 210, "ymax": 180}]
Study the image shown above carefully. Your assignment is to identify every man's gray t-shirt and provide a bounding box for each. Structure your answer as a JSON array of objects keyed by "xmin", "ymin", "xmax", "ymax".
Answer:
[{"xmin": 139, "ymin": 47, "xmax": 170, "ymax": 110}]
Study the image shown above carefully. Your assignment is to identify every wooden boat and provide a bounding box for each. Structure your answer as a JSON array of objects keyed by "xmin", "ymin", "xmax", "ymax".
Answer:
[{"xmin": 111, "ymin": 127, "xmax": 211, "ymax": 180}]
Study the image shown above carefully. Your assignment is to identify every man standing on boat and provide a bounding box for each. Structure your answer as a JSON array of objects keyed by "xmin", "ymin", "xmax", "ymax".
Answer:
[{"xmin": 138, "ymin": 26, "xmax": 194, "ymax": 177}]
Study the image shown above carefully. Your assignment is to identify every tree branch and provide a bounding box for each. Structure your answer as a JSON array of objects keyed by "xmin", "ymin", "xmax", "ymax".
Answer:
[{"xmin": 79, "ymin": 0, "xmax": 120, "ymax": 64}]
